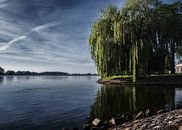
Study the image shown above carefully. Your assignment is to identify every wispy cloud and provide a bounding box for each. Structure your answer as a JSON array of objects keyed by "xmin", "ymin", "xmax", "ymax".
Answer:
[
  {"xmin": 0, "ymin": 0, "xmax": 7, "ymax": 8},
  {"xmin": 0, "ymin": 0, "xmax": 122, "ymax": 73},
  {"xmin": 0, "ymin": 23, "xmax": 57, "ymax": 51},
  {"xmin": 0, "ymin": 4, "xmax": 7, "ymax": 8},
  {"xmin": 0, "ymin": 35, "xmax": 26, "ymax": 51},
  {"xmin": 0, "ymin": 0, "xmax": 7, "ymax": 3},
  {"xmin": 31, "ymin": 23, "xmax": 57, "ymax": 32}
]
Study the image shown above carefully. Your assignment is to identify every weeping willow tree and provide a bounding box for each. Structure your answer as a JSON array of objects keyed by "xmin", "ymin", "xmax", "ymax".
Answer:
[{"xmin": 89, "ymin": 0, "xmax": 182, "ymax": 82}]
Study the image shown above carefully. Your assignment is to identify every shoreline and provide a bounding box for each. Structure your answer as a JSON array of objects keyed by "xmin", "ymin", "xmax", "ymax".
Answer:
[
  {"xmin": 109, "ymin": 109, "xmax": 182, "ymax": 130},
  {"xmin": 84, "ymin": 108, "xmax": 182, "ymax": 130},
  {"xmin": 97, "ymin": 75, "xmax": 182, "ymax": 85}
]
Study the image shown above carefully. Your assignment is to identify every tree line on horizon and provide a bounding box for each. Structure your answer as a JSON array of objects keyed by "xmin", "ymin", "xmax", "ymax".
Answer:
[
  {"xmin": 89, "ymin": 0, "xmax": 182, "ymax": 82},
  {"xmin": 0, "ymin": 66, "xmax": 69, "ymax": 75},
  {"xmin": 0, "ymin": 66, "xmax": 97, "ymax": 76}
]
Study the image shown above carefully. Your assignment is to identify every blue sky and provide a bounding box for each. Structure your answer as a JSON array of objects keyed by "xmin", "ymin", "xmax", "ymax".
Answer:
[
  {"xmin": 0, "ymin": 0, "xmax": 123, "ymax": 73},
  {"xmin": 0, "ymin": 0, "xmax": 179, "ymax": 73}
]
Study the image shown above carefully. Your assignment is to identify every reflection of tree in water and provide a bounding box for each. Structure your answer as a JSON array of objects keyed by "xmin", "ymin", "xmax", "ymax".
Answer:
[
  {"xmin": 5, "ymin": 76, "xmax": 14, "ymax": 83},
  {"xmin": 17, "ymin": 76, "xmax": 31, "ymax": 81},
  {"xmin": 86, "ymin": 76, "xmax": 92, "ymax": 80},
  {"xmin": 90, "ymin": 85, "xmax": 135, "ymax": 120},
  {"xmin": 41, "ymin": 76, "xmax": 68, "ymax": 80},
  {"xmin": 135, "ymin": 87, "xmax": 175, "ymax": 111},
  {"xmin": 0, "ymin": 76, "xmax": 4, "ymax": 85},
  {"xmin": 89, "ymin": 85, "xmax": 175, "ymax": 121}
]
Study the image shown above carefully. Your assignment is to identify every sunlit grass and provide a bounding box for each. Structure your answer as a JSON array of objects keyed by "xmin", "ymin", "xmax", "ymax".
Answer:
[
  {"xmin": 104, "ymin": 75, "xmax": 132, "ymax": 80},
  {"xmin": 104, "ymin": 74, "xmax": 182, "ymax": 80}
]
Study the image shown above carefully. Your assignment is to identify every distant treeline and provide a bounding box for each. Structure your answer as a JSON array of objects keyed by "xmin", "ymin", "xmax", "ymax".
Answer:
[{"xmin": 0, "ymin": 67, "xmax": 97, "ymax": 76}]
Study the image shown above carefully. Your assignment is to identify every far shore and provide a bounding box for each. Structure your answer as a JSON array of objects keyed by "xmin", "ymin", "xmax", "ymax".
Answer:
[
  {"xmin": 0, "ymin": 74, "xmax": 98, "ymax": 76},
  {"xmin": 0, "ymin": 71, "xmax": 97, "ymax": 76}
]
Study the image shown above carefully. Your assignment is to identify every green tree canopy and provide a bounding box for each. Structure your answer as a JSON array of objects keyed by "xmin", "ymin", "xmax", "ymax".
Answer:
[{"xmin": 89, "ymin": 0, "xmax": 182, "ymax": 82}]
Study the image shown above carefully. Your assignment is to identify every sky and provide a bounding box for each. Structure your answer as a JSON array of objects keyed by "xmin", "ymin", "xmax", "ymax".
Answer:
[{"xmin": 0, "ymin": 0, "xmax": 123, "ymax": 73}]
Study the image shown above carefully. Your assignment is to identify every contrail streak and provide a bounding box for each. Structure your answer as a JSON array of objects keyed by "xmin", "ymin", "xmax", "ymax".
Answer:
[
  {"xmin": 0, "ymin": 23, "xmax": 57, "ymax": 51},
  {"xmin": 0, "ymin": 35, "xmax": 26, "ymax": 51}
]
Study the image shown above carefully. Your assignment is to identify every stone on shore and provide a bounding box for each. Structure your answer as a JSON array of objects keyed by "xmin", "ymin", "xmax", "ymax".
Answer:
[
  {"xmin": 109, "ymin": 118, "xmax": 116, "ymax": 126},
  {"xmin": 134, "ymin": 111, "xmax": 144, "ymax": 120},
  {"xmin": 92, "ymin": 118, "xmax": 102, "ymax": 127}
]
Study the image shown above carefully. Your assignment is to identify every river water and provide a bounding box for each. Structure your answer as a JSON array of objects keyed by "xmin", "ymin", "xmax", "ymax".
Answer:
[{"xmin": 0, "ymin": 76, "xmax": 182, "ymax": 129}]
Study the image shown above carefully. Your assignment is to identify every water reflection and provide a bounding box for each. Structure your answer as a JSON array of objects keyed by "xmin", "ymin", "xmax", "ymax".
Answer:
[
  {"xmin": 16, "ymin": 75, "xmax": 31, "ymax": 81},
  {"xmin": 5, "ymin": 76, "xmax": 14, "ymax": 83},
  {"xmin": 0, "ymin": 76, "xmax": 4, "ymax": 85},
  {"xmin": 90, "ymin": 85, "xmax": 176, "ymax": 121},
  {"xmin": 0, "ymin": 75, "xmax": 182, "ymax": 129},
  {"xmin": 41, "ymin": 76, "xmax": 68, "ymax": 80},
  {"xmin": 175, "ymin": 88, "xmax": 182, "ymax": 108},
  {"xmin": 0, "ymin": 76, "xmax": 99, "ymax": 129}
]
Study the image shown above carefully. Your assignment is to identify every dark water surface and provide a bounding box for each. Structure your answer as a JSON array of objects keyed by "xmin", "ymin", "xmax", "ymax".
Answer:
[{"xmin": 0, "ymin": 76, "xmax": 182, "ymax": 129}]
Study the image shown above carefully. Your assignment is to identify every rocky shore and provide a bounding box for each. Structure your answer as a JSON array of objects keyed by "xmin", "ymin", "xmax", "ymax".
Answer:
[
  {"xmin": 84, "ymin": 109, "xmax": 182, "ymax": 130},
  {"xmin": 109, "ymin": 109, "xmax": 182, "ymax": 130}
]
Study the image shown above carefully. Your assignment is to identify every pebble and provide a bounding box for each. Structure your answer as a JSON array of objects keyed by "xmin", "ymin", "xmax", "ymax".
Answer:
[
  {"xmin": 109, "ymin": 118, "xmax": 116, "ymax": 126},
  {"xmin": 92, "ymin": 118, "xmax": 102, "ymax": 127}
]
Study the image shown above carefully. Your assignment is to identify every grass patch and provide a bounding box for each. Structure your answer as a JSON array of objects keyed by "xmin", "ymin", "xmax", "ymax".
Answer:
[
  {"xmin": 104, "ymin": 75, "xmax": 132, "ymax": 80},
  {"xmin": 104, "ymin": 74, "xmax": 182, "ymax": 80}
]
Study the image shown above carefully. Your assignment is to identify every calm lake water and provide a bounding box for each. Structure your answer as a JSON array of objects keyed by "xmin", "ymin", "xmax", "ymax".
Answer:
[{"xmin": 0, "ymin": 76, "xmax": 182, "ymax": 129}]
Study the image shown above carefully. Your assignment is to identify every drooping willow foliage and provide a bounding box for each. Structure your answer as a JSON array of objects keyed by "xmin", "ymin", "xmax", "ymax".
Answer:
[{"xmin": 89, "ymin": 0, "xmax": 182, "ymax": 82}]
